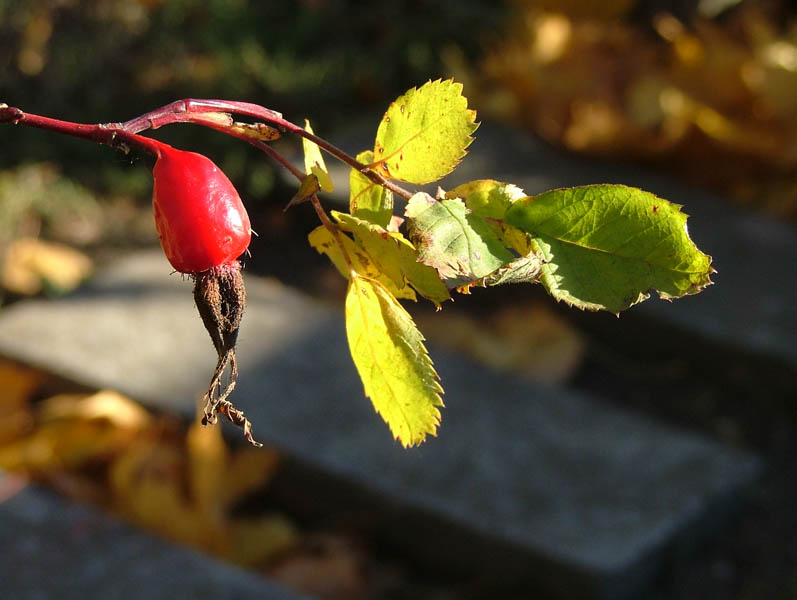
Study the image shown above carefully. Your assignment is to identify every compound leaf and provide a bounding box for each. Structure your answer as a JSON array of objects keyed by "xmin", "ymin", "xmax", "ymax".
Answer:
[
  {"xmin": 405, "ymin": 192, "xmax": 515, "ymax": 288},
  {"xmin": 308, "ymin": 226, "xmax": 415, "ymax": 300},
  {"xmin": 345, "ymin": 275, "xmax": 443, "ymax": 447},
  {"xmin": 333, "ymin": 211, "xmax": 451, "ymax": 307},
  {"xmin": 349, "ymin": 150, "xmax": 393, "ymax": 227},
  {"xmin": 373, "ymin": 79, "xmax": 478, "ymax": 184},
  {"xmin": 504, "ymin": 184, "xmax": 714, "ymax": 313}
]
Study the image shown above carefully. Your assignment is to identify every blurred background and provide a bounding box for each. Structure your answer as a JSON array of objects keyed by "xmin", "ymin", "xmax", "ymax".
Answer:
[{"xmin": 0, "ymin": 0, "xmax": 795, "ymax": 598}]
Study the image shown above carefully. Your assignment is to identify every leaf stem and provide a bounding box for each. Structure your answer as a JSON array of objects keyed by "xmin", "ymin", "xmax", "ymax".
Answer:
[{"xmin": 310, "ymin": 195, "xmax": 354, "ymax": 270}]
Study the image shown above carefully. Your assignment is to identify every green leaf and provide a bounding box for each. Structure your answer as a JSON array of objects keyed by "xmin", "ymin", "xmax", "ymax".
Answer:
[
  {"xmin": 405, "ymin": 192, "xmax": 515, "ymax": 289},
  {"xmin": 504, "ymin": 184, "xmax": 714, "ymax": 313},
  {"xmin": 446, "ymin": 179, "xmax": 525, "ymax": 220},
  {"xmin": 308, "ymin": 226, "xmax": 415, "ymax": 301},
  {"xmin": 345, "ymin": 275, "xmax": 443, "ymax": 447},
  {"xmin": 302, "ymin": 120, "xmax": 334, "ymax": 193},
  {"xmin": 349, "ymin": 150, "xmax": 393, "ymax": 227},
  {"xmin": 446, "ymin": 179, "xmax": 532, "ymax": 255},
  {"xmin": 373, "ymin": 79, "xmax": 478, "ymax": 184},
  {"xmin": 333, "ymin": 211, "xmax": 451, "ymax": 307}
]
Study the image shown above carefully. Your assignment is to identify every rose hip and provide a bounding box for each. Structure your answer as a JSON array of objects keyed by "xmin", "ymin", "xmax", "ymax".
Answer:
[
  {"xmin": 152, "ymin": 142, "xmax": 260, "ymax": 445},
  {"xmin": 152, "ymin": 144, "xmax": 251, "ymax": 274}
]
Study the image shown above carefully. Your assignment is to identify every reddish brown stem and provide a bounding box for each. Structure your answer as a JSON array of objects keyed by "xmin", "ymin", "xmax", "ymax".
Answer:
[
  {"xmin": 117, "ymin": 98, "xmax": 413, "ymax": 200},
  {"xmin": 118, "ymin": 99, "xmax": 283, "ymax": 133},
  {"xmin": 1, "ymin": 103, "xmax": 164, "ymax": 157},
  {"xmin": 3, "ymin": 99, "xmax": 412, "ymax": 200}
]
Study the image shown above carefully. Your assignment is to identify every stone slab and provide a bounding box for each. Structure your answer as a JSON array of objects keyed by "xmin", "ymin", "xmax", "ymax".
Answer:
[
  {"xmin": 0, "ymin": 250, "xmax": 762, "ymax": 598},
  {"xmin": 322, "ymin": 119, "xmax": 797, "ymax": 368},
  {"xmin": 0, "ymin": 470, "xmax": 306, "ymax": 600}
]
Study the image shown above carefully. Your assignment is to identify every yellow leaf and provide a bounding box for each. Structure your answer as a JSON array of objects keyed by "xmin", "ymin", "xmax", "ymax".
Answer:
[
  {"xmin": 308, "ymin": 226, "xmax": 416, "ymax": 301},
  {"xmin": 222, "ymin": 447, "xmax": 282, "ymax": 508},
  {"xmin": 302, "ymin": 120, "xmax": 334, "ymax": 193},
  {"xmin": 110, "ymin": 439, "xmax": 214, "ymax": 548},
  {"xmin": 226, "ymin": 514, "xmax": 299, "ymax": 567},
  {"xmin": 333, "ymin": 211, "xmax": 450, "ymax": 307},
  {"xmin": 39, "ymin": 389, "xmax": 151, "ymax": 429},
  {"xmin": 1, "ymin": 237, "xmax": 92, "ymax": 295},
  {"xmin": 0, "ymin": 359, "xmax": 43, "ymax": 411},
  {"xmin": 373, "ymin": 79, "xmax": 478, "ymax": 184},
  {"xmin": 345, "ymin": 275, "xmax": 443, "ymax": 447},
  {"xmin": 0, "ymin": 408, "xmax": 33, "ymax": 447},
  {"xmin": 285, "ymin": 173, "xmax": 320, "ymax": 211},
  {"xmin": 349, "ymin": 149, "xmax": 393, "ymax": 227}
]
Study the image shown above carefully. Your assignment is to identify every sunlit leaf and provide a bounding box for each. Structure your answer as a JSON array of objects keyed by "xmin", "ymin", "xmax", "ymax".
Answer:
[
  {"xmin": 285, "ymin": 174, "xmax": 320, "ymax": 211},
  {"xmin": 446, "ymin": 179, "xmax": 533, "ymax": 254},
  {"xmin": 333, "ymin": 211, "xmax": 450, "ymax": 307},
  {"xmin": 308, "ymin": 225, "xmax": 415, "ymax": 300},
  {"xmin": 446, "ymin": 179, "xmax": 525, "ymax": 219},
  {"xmin": 404, "ymin": 192, "xmax": 515, "ymax": 288},
  {"xmin": 39, "ymin": 390, "xmax": 151, "ymax": 429},
  {"xmin": 302, "ymin": 120, "xmax": 334, "ymax": 192},
  {"xmin": 349, "ymin": 150, "xmax": 393, "ymax": 227},
  {"xmin": 345, "ymin": 276, "xmax": 443, "ymax": 446},
  {"xmin": 505, "ymin": 184, "xmax": 714, "ymax": 312},
  {"xmin": 373, "ymin": 79, "xmax": 478, "ymax": 184}
]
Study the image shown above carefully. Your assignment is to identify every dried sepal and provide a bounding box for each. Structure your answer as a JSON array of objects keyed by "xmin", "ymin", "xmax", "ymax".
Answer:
[{"xmin": 193, "ymin": 261, "xmax": 261, "ymax": 446}]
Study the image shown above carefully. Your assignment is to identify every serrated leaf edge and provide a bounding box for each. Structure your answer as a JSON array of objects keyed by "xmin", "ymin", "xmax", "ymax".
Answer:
[
  {"xmin": 372, "ymin": 79, "xmax": 479, "ymax": 184},
  {"xmin": 347, "ymin": 275, "xmax": 443, "ymax": 447}
]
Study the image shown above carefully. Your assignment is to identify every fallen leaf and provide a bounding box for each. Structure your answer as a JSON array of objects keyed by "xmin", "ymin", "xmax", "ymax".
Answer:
[
  {"xmin": 39, "ymin": 390, "xmax": 151, "ymax": 429},
  {"xmin": 187, "ymin": 415, "xmax": 228, "ymax": 525},
  {"xmin": 2, "ymin": 237, "xmax": 92, "ymax": 295},
  {"xmin": 417, "ymin": 302, "xmax": 584, "ymax": 384},
  {"xmin": 269, "ymin": 534, "xmax": 367, "ymax": 600},
  {"xmin": 0, "ymin": 360, "xmax": 44, "ymax": 410},
  {"xmin": 226, "ymin": 514, "xmax": 299, "ymax": 567}
]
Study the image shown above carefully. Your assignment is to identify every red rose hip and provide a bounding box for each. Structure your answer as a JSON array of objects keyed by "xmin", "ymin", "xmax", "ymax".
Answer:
[
  {"xmin": 152, "ymin": 144, "xmax": 251, "ymax": 273},
  {"xmin": 150, "ymin": 141, "xmax": 259, "ymax": 445}
]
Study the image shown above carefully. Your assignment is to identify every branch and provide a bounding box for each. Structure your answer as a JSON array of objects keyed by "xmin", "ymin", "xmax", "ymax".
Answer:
[
  {"xmin": 1, "ymin": 103, "xmax": 163, "ymax": 157},
  {"xmin": 2, "ymin": 99, "xmax": 413, "ymax": 207},
  {"xmin": 116, "ymin": 98, "xmax": 414, "ymax": 200}
]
